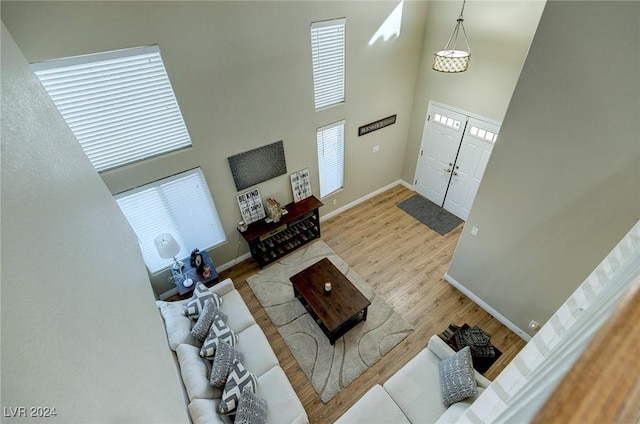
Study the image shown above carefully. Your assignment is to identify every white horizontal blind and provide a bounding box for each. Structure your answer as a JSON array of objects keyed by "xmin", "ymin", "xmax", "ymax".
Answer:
[
  {"xmin": 316, "ymin": 120, "xmax": 345, "ymax": 198},
  {"xmin": 311, "ymin": 18, "xmax": 346, "ymax": 110},
  {"xmin": 31, "ymin": 45, "xmax": 192, "ymax": 172},
  {"xmin": 114, "ymin": 168, "xmax": 226, "ymax": 273}
]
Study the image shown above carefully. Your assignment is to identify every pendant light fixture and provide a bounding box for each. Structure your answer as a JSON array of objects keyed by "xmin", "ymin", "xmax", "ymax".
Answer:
[{"xmin": 433, "ymin": 0, "xmax": 471, "ymax": 73}]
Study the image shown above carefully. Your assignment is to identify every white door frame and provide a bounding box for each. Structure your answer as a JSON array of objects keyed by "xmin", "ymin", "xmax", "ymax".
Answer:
[{"xmin": 413, "ymin": 101, "xmax": 501, "ymax": 219}]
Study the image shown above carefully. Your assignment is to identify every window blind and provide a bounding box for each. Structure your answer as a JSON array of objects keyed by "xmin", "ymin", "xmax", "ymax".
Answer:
[
  {"xmin": 311, "ymin": 18, "xmax": 346, "ymax": 110},
  {"xmin": 31, "ymin": 45, "xmax": 192, "ymax": 172},
  {"xmin": 316, "ymin": 120, "xmax": 345, "ymax": 198},
  {"xmin": 114, "ymin": 168, "xmax": 226, "ymax": 273}
]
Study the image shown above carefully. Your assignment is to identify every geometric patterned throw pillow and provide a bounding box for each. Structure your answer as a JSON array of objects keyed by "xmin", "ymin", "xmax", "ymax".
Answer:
[
  {"xmin": 235, "ymin": 387, "xmax": 268, "ymax": 424},
  {"xmin": 184, "ymin": 282, "xmax": 223, "ymax": 320},
  {"xmin": 219, "ymin": 360, "xmax": 257, "ymax": 415},
  {"xmin": 439, "ymin": 346, "xmax": 477, "ymax": 407},
  {"xmin": 200, "ymin": 314, "xmax": 239, "ymax": 360},
  {"xmin": 210, "ymin": 341, "xmax": 244, "ymax": 388},
  {"xmin": 190, "ymin": 299, "xmax": 226, "ymax": 342}
]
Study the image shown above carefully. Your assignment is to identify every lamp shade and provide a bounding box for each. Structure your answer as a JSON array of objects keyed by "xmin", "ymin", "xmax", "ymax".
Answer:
[
  {"xmin": 433, "ymin": 50, "xmax": 471, "ymax": 73},
  {"xmin": 432, "ymin": 0, "xmax": 471, "ymax": 73},
  {"xmin": 154, "ymin": 233, "xmax": 180, "ymax": 259}
]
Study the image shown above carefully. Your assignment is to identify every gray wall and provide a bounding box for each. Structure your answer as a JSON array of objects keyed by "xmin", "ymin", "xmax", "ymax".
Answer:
[
  {"xmin": 1, "ymin": 1, "xmax": 428, "ymax": 295},
  {"xmin": 1, "ymin": 24, "xmax": 189, "ymax": 422},
  {"xmin": 446, "ymin": 1, "xmax": 640, "ymax": 337},
  {"xmin": 402, "ymin": 0, "xmax": 546, "ymax": 183}
]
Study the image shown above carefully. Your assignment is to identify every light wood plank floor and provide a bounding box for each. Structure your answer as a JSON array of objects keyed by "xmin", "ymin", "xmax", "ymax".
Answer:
[{"xmin": 219, "ymin": 185, "xmax": 526, "ymax": 423}]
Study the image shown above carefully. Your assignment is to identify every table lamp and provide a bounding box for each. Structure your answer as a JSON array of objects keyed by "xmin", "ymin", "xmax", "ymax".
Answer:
[{"xmin": 154, "ymin": 233, "xmax": 183, "ymax": 271}]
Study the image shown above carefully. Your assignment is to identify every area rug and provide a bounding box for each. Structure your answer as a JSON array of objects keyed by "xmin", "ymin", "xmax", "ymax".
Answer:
[
  {"xmin": 246, "ymin": 240, "xmax": 413, "ymax": 403},
  {"xmin": 397, "ymin": 194, "xmax": 463, "ymax": 235}
]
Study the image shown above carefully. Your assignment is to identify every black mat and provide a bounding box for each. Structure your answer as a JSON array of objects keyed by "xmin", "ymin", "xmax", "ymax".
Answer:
[
  {"xmin": 439, "ymin": 323, "xmax": 503, "ymax": 375},
  {"xmin": 397, "ymin": 194, "xmax": 463, "ymax": 235}
]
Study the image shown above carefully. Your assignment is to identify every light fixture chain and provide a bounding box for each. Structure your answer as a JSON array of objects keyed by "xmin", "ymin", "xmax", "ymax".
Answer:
[{"xmin": 432, "ymin": 0, "xmax": 472, "ymax": 73}]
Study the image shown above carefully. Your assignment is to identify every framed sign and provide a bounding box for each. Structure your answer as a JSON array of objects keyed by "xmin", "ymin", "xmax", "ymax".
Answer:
[
  {"xmin": 358, "ymin": 114, "xmax": 397, "ymax": 136},
  {"xmin": 290, "ymin": 168, "xmax": 312, "ymax": 202},
  {"xmin": 236, "ymin": 188, "xmax": 266, "ymax": 224}
]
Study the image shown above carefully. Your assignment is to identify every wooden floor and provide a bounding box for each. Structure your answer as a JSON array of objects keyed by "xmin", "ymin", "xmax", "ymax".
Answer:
[{"xmin": 219, "ymin": 185, "xmax": 527, "ymax": 423}]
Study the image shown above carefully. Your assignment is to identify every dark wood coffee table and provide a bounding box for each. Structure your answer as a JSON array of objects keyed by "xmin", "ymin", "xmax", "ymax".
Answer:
[{"xmin": 289, "ymin": 258, "xmax": 371, "ymax": 345}]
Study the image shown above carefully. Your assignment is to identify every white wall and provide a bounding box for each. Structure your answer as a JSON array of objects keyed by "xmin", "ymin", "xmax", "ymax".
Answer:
[
  {"xmin": 446, "ymin": 1, "xmax": 640, "ymax": 337},
  {"xmin": 1, "ymin": 24, "xmax": 189, "ymax": 422},
  {"xmin": 402, "ymin": 1, "xmax": 545, "ymax": 183},
  {"xmin": 1, "ymin": 1, "xmax": 429, "ymax": 295}
]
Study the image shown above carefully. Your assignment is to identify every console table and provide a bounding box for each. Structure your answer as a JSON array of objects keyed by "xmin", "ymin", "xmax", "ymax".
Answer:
[{"xmin": 239, "ymin": 195, "xmax": 323, "ymax": 268}]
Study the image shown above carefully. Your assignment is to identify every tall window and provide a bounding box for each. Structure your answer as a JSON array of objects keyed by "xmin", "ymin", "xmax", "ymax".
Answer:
[
  {"xmin": 32, "ymin": 45, "xmax": 192, "ymax": 172},
  {"xmin": 316, "ymin": 120, "xmax": 345, "ymax": 198},
  {"xmin": 310, "ymin": 18, "xmax": 346, "ymax": 110},
  {"xmin": 114, "ymin": 168, "xmax": 226, "ymax": 273}
]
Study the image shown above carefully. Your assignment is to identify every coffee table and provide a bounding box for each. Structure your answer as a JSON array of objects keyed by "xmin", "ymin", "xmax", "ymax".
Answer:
[{"xmin": 289, "ymin": 258, "xmax": 371, "ymax": 345}]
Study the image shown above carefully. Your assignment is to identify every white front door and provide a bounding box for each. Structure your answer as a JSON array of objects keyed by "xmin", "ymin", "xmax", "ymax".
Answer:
[
  {"xmin": 414, "ymin": 105, "xmax": 467, "ymax": 206},
  {"xmin": 443, "ymin": 118, "xmax": 499, "ymax": 220}
]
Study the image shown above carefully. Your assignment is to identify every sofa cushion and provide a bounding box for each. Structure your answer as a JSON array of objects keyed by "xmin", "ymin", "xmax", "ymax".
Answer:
[
  {"xmin": 200, "ymin": 314, "xmax": 239, "ymax": 359},
  {"xmin": 256, "ymin": 366, "xmax": 308, "ymax": 424},
  {"xmin": 191, "ymin": 299, "xmax": 226, "ymax": 341},
  {"xmin": 157, "ymin": 301, "xmax": 199, "ymax": 351},
  {"xmin": 235, "ymin": 324, "xmax": 279, "ymax": 377},
  {"xmin": 434, "ymin": 387, "xmax": 485, "ymax": 424},
  {"xmin": 176, "ymin": 344, "xmax": 222, "ymax": 401},
  {"xmin": 218, "ymin": 289, "xmax": 256, "ymax": 333},
  {"xmin": 209, "ymin": 278, "xmax": 236, "ymax": 298},
  {"xmin": 188, "ymin": 399, "xmax": 232, "ymax": 424},
  {"xmin": 219, "ymin": 360, "xmax": 257, "ymax": 415},
  {"xmin": 235, "ymin": 388, "xmax": 268, "ymax": 424},
  {"xmin": 439, "ymin": 346, "xmax": 477, "ymax": 407},
  {"xmin": 210, "ymin": 341, "xmax": 243, "ymax": 388},
  {"xmin": 184, "ymin": 282, "xmax": 223, "ymax": 319},
  {"xmin": 383, "ymin": 347, "xmax": 448, "ymax": 423},
  {"xmin": 334, "ymin": 384, "xmax": 410, "ymax": 424}
]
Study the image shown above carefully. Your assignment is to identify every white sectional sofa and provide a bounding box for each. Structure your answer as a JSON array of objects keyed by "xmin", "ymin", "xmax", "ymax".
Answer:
[
  {"xmin": 335, "ymin": 335, "xmax": 491, "ymax": 424},
  {"xmin": 156, "ymin": 278, "xmax": 308, "ymax": 424}
]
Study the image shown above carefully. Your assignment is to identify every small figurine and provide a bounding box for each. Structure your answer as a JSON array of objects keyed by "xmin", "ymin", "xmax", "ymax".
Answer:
[{"xmin": 202, "ymin": 264, "xmax": 212, "ymax": 279}]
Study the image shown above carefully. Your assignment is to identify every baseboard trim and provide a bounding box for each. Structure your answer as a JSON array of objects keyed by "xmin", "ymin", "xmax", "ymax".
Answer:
[
  {"xmin": 444, "ymin": 272, "xmax": 532, "ymax": 342},
  {"xmin": 321, "ymin": 179, "xmax": 413, "ymax": 222},
  {"xmin": 158, "ymin": 287, "xmax": 179, "ymax": 301},
  {"xmin": 217, "ymin": 252, "xmax": 252, "ymax": 272}
]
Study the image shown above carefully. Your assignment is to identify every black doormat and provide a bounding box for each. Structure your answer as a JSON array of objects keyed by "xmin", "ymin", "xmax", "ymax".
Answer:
[{"xmin": 397, "ymin": 194, "xmax": 463, "ymax": 235}]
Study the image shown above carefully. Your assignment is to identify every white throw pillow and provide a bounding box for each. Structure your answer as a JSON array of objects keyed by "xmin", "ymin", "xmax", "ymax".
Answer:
[
  {"xmin": 176, "ymin": 344, "xmax": 221, "ymax": 401},
  {"xmin": 157, "ymin": 301, "xmax": 199, "ymax": 351}
]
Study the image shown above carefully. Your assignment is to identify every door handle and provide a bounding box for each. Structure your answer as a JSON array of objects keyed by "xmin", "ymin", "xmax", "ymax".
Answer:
[
  {"xmin": 444, "ymin": 168, "xmax": 452, "ymax": 173},
  {"xmin": 453, "ymin": 172, "xmax": 458, "ymax": 176}
]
